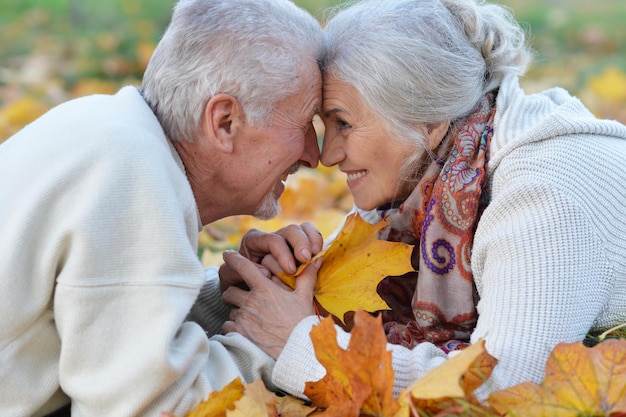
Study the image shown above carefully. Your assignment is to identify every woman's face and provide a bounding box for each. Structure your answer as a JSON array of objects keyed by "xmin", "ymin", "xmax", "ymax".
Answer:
[{"xmin": 320, "ymin": 74, "xmax": 420, "ymax": 211}]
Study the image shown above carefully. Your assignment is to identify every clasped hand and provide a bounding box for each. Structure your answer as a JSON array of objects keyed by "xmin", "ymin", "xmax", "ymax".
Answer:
[{"xmin": 219, "ymin": 223, "xmax": 323, "ymax": 359}]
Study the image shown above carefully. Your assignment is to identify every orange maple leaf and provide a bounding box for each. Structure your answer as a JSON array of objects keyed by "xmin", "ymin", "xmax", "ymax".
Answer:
[
  {"xmin": 397, "ymin": 339, "xmax": 496, "ymax": 416},
  {"xmin": 488, "ymin": 338, "xmax": 626, "ymax": 417},
  {"xmin": 278, "ymin": 212, "xmax": 414, "ymax": 324},
  {"xmin": 304, "ymin": 309, "xmax": 401, "ymax": 417}
]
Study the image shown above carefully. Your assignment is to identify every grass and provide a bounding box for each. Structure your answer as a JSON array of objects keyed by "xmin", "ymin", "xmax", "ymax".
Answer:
[
  {"xmin": 3, "ymin": 0, "xmax": 624, "ymax": 62},
  {"xmin": 1, "ymin": 0, "xmax": 624, "ymax": 121},
  {"xmin": 2, "ymin": 0, "xmax": 624, "ymax": 63}
]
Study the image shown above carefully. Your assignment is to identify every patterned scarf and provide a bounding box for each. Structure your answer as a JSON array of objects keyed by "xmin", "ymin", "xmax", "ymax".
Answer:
[{"xmin": 376, "ymin": 91, "xmax": 496, "ymax": 353}]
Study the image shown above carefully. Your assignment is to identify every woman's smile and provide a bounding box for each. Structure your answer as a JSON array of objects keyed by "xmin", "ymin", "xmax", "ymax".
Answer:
[{"xmin": 345, "ymin": 169, "xmax": 368, "ymax": 188}]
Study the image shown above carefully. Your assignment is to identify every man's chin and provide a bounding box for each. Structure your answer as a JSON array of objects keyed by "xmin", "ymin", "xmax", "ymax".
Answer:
[{"xmin": 252, "ymin": 196, "xmax": 280, "ymax": 220}]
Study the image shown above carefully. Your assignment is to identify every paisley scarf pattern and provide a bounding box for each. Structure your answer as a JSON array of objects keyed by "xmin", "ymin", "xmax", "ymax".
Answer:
[{"xmin": 376, "ymin": 91, "xmax": 496, "ymax": 352}]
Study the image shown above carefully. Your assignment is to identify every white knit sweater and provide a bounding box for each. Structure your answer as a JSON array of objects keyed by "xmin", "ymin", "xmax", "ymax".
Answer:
[
  {"xmin": 272, "ymin": 75, "xmax": 626, "ymax": 401},
  {"xmin": 0, "ymin": 87, "xmax": 274, "ymax": 417}
]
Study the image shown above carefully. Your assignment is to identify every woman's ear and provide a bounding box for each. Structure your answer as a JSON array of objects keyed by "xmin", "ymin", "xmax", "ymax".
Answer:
[
  {"xmin": 425, "ymin": 120, "xmax": 451, "ymax": 151},
  {"xmin": 202, "ymin": 93, "xmax": 241, "ymax": 153}
]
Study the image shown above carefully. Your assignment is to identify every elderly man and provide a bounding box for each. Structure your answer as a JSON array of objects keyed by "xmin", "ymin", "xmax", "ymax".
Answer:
[{"xmin": 0, "ymin": 0, "xmax": 323, "ymax": 416}]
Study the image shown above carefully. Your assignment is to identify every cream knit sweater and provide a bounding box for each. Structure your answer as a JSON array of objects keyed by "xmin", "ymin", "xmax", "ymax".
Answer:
[
  {"xmin": 0, "ymin": 87, "xmax": 274, "ymax": 417},
  {"xmin": 272, "ymin": 75, "xmax": 626, "ymax": 401}
]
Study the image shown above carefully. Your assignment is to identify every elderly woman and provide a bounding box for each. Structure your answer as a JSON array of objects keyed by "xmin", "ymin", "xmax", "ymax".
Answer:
[{"xmin": 221, "ymin": 0, "xmax": 626, "ymax": 401}]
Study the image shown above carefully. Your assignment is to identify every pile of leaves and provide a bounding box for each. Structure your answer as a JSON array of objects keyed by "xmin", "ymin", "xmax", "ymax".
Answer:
[
  {"xmin": 171, "ymin": 216, "xmax": 626, "ymax": 417},
  {"xmin": 169, "ymin": 310, "xmax": 626, "ymax": 417}
]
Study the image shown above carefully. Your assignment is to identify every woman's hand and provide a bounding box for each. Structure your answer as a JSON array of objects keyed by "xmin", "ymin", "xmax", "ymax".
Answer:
[
  {"xmin": 221, "ymin": 250, "xmax": 321, "ymax": 359},
  {"xmin": 218, "ymin": 222, "xmax": 323, "ymax": 292}
]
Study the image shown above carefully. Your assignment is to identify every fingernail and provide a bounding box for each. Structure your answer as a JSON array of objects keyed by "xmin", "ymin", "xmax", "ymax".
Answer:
[
  {"xmin": 301, "ymin": 248, "xmax": 312, "ymax": 260},
  {"xmin": 288, "ymin": 259, "xmax": 296, "ymax": 274}
]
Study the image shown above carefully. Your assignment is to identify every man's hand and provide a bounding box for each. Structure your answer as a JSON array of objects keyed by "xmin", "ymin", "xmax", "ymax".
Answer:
[
  {"xmin": 218, "ymin": 222, "xmax": 323, "ymax": 292},
  {"xmin": 221, "ymin": 250, "xmax": 321, "ymax": 359}
]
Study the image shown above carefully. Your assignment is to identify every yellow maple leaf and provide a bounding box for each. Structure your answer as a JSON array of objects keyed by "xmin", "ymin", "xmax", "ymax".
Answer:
[
  {"xmin": 226, "ymin": 379, "xmax": 275, "ymax": 417},
  {"xmin": 185, "ymin": 377, "xmax": 244, "ymax": 417},
  {"xmin": 180, "ymin": 378, "xmax": 315, "ymax": 417},
  {"xmin": 278, "ymin": 212, "xmax": 414, "ymax": 324},
  {"xmin": 397, "ymin": 339, "xmax": 496, "ymax": 416},
  {"xmin": 488, "ymin": 338, "xmax": 626, "ymax": 417},
  {"xmin": 304, "ymin": 309, "xmax": 401, "ymax": 417},
  {"xmin": 275, "ymin": 395, "xmax": 317, "ymax": 417}
]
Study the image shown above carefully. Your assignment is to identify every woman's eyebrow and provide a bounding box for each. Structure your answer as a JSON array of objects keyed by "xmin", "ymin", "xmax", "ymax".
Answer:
[{"xmin": 323, "ymin": 108, "xmax": 346, "ymax": 118}]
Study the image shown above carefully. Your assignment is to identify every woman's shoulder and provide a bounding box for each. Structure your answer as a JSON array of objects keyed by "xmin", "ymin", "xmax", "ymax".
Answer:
[{"xmin": 488, "ymin": 76, "xmax": 626, "ymax": 171}]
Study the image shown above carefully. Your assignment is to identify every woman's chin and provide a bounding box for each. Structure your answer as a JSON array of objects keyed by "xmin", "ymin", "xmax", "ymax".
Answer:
[{"xmin": 353, "ymin": 198, "xmax": 378, "ymax": 212}]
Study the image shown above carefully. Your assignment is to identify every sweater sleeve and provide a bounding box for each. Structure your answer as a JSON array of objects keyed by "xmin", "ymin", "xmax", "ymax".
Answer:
[
  {"xmin": 50, "ymin": 131, "xmax": 273, "ymax": 416},
  {"xmin": 186, "ymin": 267, "xmax": 233, "ymax": 337}
]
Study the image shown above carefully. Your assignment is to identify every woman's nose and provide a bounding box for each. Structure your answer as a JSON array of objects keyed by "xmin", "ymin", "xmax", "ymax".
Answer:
[{"xmin": 320, "ymin": 131, "xmax": 344, "ymax": 167}]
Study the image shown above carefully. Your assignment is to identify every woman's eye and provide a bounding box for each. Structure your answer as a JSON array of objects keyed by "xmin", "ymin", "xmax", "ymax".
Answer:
[{"xmin": 336, "ymin": 118, "xmax": 351, "ymax": 130}]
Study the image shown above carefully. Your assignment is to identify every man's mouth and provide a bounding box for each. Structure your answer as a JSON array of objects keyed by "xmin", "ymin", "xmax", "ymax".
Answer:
[{"xmin": 281, "ymin": 163, "xmax": 301, "ymax": 181}]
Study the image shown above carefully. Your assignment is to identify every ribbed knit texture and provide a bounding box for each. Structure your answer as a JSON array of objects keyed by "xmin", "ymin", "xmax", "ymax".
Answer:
[{"xmin": 272, "ymin": 75, "xmax": 626, "ymax": 401}]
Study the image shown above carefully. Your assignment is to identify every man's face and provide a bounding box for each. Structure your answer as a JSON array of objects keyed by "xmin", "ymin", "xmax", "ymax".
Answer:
[{"xmin": 237, "ymin": 61, "xmax": 322, "ymax": 219}]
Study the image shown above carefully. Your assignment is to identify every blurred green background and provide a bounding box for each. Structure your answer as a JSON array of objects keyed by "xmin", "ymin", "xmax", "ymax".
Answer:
[
  {"xmin": 1, "ymin": 0, "xmax": 625, "ymax": 261},
  {"xmin": 1, "ymin": 0, "xmax": 625, "ymax": 138}
]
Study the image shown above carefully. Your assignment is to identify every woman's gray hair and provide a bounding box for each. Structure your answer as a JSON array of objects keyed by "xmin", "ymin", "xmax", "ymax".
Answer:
[
  {"xmin": 141, "ymin": 0, "xmax": 324, "ymax": 142},
  {"xmin": 322, "ymin": 0, "xmax": 532, "ymax": 174}
]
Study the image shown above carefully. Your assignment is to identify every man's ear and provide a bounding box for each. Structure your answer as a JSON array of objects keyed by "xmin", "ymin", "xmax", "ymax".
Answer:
[
  {"xmin": 203, "ymin": 93, "xmax": 241, "ymax": 153},
  {"xmin": 425, "ymin": 120, "xmax": 451, "ymax": 151}
]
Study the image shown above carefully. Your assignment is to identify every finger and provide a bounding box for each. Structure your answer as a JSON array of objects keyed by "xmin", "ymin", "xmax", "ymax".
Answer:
[
  {"xmin": 240, "ymin": 230, "xmax": 297, "ymax": 274},
  {"xmin": 218, "ymin": 264, "xmax": 242, "ymax": 292},
  {"xmin": 238, "ymin": 229, "xmax": 271, "ymax": 263},
  {"xmin": 260, "ymin": 254, "xmax": 285, "ymax": 277},
  {"xmin": 222, "ymin": 320, "xmax": 238, "ymax": 334},
  {"xmin": 222, "ymin": 285, "xmax": 249, "ymax": 308},
  {"xmin": 222, "ymin": 250, "xmax": 269, "ymax": 290},
  {"xmin": 276, "ymin": 224, "xmax": 321, "ymax": 265},
  {"xmin": 219, "ymin": 263, "xmax": 267, "ymax": 292},
  {"xmin": 300, "ymin": 222, "xmax": 324, "ymax": 254},
  {"xmin": 294, "ymin": 257, "xmax": 322, "ymax": 295}
]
